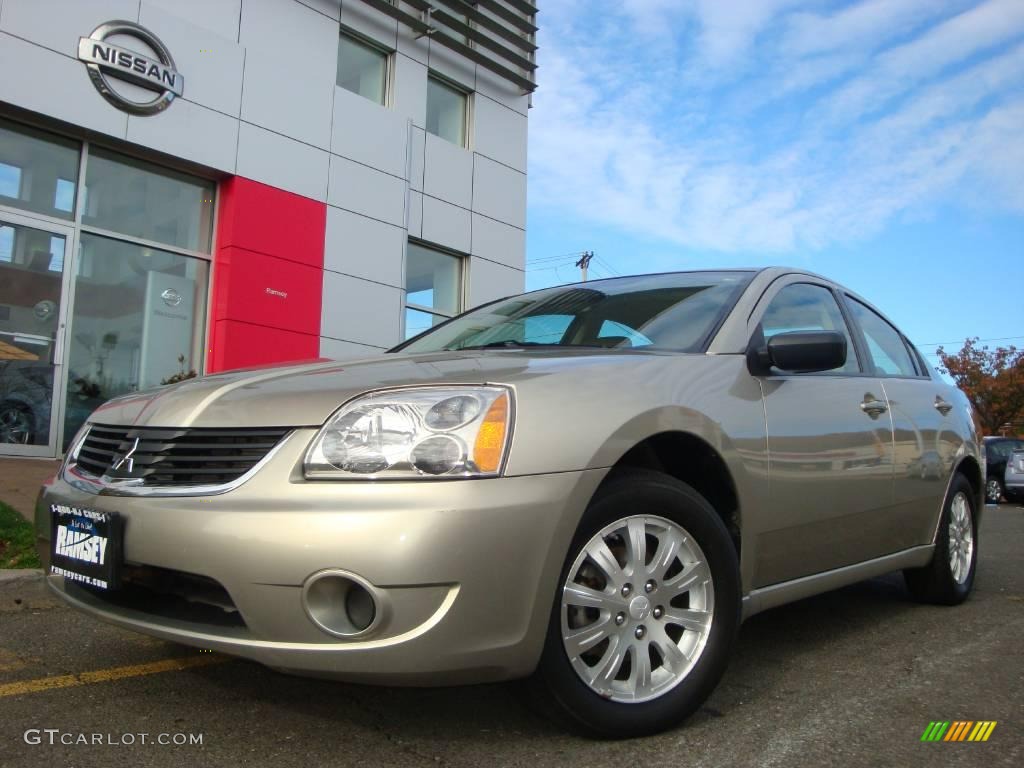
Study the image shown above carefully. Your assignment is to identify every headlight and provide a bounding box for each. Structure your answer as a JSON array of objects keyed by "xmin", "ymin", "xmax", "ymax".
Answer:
[{"xmin": 304, "ymin": 386, "xmax": 513, "ymax": 479}]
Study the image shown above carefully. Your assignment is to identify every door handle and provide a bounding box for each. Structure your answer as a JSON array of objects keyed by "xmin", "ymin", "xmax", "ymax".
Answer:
[
  {"xmin": 860, "ymin": 397, "xmax": 888, "ymax": 418},
  {"xmin": 934, "ymin": 397, "xmax": 953, "ymax": 416}
]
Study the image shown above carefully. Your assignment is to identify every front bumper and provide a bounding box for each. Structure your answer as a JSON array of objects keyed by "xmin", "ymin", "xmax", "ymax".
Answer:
[{"xmin": 36, "ymin": 429, "xmax": 606, "ymax": 685}]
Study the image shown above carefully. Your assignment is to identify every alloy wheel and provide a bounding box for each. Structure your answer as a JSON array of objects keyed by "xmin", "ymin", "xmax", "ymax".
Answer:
[
  {"xmin": 948, "ymin": 492, "xmax": 974, "ymax": 585},
  {"xmin": 0, "ymin": 405, "xmax": 32, "ymax": 444},
  {"xmin": 986, "ymin": 479, "xmax": 1001, "ymax": 503},
  {"xmin": 560, "ymin": 515, "xmax": 714, "ymax": 703}
]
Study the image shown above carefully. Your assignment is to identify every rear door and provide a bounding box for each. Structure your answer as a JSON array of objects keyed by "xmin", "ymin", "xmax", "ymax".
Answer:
[
  {"xmin": 844, "ymin": 296, "xmax": 964, "ymax": 547},
  {"xmin": 751, "ymin": 278, "xmax": 895, "ymax": 587}
]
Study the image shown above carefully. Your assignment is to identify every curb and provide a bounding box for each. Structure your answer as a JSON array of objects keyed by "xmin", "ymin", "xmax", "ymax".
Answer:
[{"xmin": 0, "ymin": 569, "xmax": 44, "ymax": 583}]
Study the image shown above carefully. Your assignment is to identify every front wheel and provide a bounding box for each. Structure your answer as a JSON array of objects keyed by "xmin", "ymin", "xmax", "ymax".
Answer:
[
  {"xmin": 533, "ymin": 469, "xmax": 740, "ymax": 738},
  {"xmin": 904, "ymin": 474, "xmax": 978, "ymax": 605},
  {"xmin": 986, "ymin": 477, "xmax": 1003, "ymax": 504}
]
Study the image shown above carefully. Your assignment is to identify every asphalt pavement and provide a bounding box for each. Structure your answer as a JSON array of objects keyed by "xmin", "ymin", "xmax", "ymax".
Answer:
[{"xmin": 1, "ymin": 506, "xmax": 1021, "ymax": 768}]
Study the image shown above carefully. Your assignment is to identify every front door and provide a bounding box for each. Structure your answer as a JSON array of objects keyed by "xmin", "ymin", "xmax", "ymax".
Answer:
[
  {"xmin": 751, "ymin": 280, "xmax": 895, "ymax": 587},
  {"xmin": 0, "ymin": 213, "xmax": 73, "ymax": 456}
]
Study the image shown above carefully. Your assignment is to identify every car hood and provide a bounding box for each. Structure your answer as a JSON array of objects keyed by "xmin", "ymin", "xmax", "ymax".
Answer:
[{"xmin": 88, "ymin": 349, "xmax": 685, "ymax": 429}]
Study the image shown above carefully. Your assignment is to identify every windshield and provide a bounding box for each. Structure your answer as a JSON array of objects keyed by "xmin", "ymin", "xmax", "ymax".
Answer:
[{"xmin": 394, "ymin": 271, "xmax": 753, "ymax": 354}]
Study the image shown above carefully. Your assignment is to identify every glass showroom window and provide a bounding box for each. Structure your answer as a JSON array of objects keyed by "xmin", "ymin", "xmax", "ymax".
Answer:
[
  {"xmin": 63, "ymin": 234, "xmax": 209, "ymax": 447},
  {"xmin": 426, "ymin": 75, "xmax": 469, "ymax": 147},
  {"xmin": 337, "ymin": 31, "xmax": 389, "ymax": 104},
  {"xmin": 0, "ymin": 119, "xmax": 79, "ymax": 220},
  {"xmin": 405, "ymin": 242, "xmax": 463, "ymax": 339},
  {"xmin": 82, "ymin": 149, "xmax": 215, "ymax": 252}
]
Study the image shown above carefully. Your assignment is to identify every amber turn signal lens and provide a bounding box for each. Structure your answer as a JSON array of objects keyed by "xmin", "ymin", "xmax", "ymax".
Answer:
[{"xmin": 473, "ymin": 392, "xmax": 509, "ymax": 473}]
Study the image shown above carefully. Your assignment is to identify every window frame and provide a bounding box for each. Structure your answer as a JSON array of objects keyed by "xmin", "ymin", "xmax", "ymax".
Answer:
[
  {"xmin": 752, "ymin": 279, "xmax": 867, "ymax": 378},
  {"xmin": 402, "ymin": 239, "xmax": 466, "ymax": 340},
  {"xmin": 336, "ymin": 27, "xmax": 393, "ymax": 107},
  {"xmin": 425, "ymin": 72, "xmax": 471, "ymax": 148},
  {"xmin": 841, "ymin": 293, "xmax": 932, "ymax": 380}
]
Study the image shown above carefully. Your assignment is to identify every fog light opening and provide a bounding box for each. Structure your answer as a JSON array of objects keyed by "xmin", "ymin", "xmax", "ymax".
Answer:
[
  {"xmin": 302, "ymin": 571, "xmax": 381, "ymax": 638},
  {"xmin": 345, "ymin": 582, "xmax": 376, "ymax": 632}
]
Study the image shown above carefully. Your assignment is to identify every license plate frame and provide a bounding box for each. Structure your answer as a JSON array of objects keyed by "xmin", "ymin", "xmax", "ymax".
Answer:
[{"xmin": 50, "ymin": 504, "xmax": 123, "ymax": 591}]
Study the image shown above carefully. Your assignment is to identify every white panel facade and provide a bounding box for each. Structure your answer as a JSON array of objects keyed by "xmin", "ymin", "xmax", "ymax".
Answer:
[
  {"xmin": 239, "ymin": 0, "xmax": 337, "ymax": 149},
  {"xmin": 339, "ymin": 0, "xmax": 397, "ymax": 48},
  {"xmin": 138, "ymin": 2, "xmax": 246, "ymax": 117},
  {"xmin": 469, "ymin": 257, "xmax": 524, "ymax": 308},
  {"xmin": 472, "ymin": 214, "xmax": 527, "ymax": 271},
  {"xmin": 144, "ymin": 0, "xmax": 242, "ymax": 39},
  {"xmin": 320, "ymin": 336, "xmax": 386, "ymax": 360},
  {"xmin": 0, "ymin": 0, "xmax": 140, "ymax": 58},
  {"xmin": 392, "ymin": 53, "xmax": 428, "ymax": 129},
  {"xmin": 321, "ymin": 271, "xmax": 403, "ymax": 349},
  {"xmin": 236, "ymin": 122, "xmax": 329, "ymax": 200},
  {"xmin": 473, "ymin": 155, "xmax": 527, "ymax": 229},
  {"xmin": 331, "ymin": 87, "xmax": 409, "ymax": 179},
  {"xmin": 0, "ymin": 30, "xmax": 128, "ymax": 138},
  {"xmin": 474, "ymin": 94, "xmax": 528, "ymax": 173},
  {"xmin": 327, "ymin": 154, "xmax": 406, "ymax": 227},
  {"xmin": 126, "ymin": 99, "xmax": 238, "ymax": 173},
  {"xmin": 324, "ymin": 206, "xmax": 405, "ymax": 288},
  {"xmin": 423, "ymin": 133, "xmax": 473, "ymax": 210},
  {"xmin": 422, "ymin": 196, "xmax": 472, "ymax": 254}
]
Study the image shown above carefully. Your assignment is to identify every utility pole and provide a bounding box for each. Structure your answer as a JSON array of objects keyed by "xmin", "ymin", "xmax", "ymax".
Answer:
[{"xmin": 575, "ymin": 251, "xmax": 594, "ymax": 282}]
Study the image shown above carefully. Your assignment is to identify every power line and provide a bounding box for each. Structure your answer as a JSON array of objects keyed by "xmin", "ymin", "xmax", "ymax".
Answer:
[
  {"xmin": 916, "ymin": 335, "xmax": 1024, "ymax": 347},
  {"xmin": 527, "ymin": 251, "xmax": 589, "ymax": 264},
  {"xmin": 593, "ymin": 255, "xmax": 621, "ymax": 276}
]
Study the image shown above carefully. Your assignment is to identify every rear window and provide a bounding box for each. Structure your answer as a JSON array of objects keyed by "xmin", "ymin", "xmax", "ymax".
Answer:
[{"xmin": 988, "ymin": 440, "xmax": 1024, "ymax": 460}]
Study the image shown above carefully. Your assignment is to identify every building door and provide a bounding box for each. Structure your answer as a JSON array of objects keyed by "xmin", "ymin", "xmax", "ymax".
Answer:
[{"xmin": 0, "ymin": 212, "xmax": 74, "ymax": 456}]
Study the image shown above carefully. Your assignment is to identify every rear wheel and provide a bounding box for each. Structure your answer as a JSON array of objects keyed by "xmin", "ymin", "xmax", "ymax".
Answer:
[
  {"xmin": 904, "ymin": 474, "xmax": 978, "ymax": 605},
  {"xmin": 534, "ymin": 469, "xmax": 740, "ymax": 738}
]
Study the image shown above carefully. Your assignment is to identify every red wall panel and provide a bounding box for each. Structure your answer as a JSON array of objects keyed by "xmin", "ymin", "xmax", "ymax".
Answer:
[
  {"xmin": 216, "ymin": 177, "xmax": 326, "ymax": 267},
  {"xmin": 213, "ymin": 247, "xmax": 322, "ymax": 336},
  {"xmin": 208, "ymin": 177, "xmax": 326, "ymax": 372},
  {"xmin": 209, "ymin": 320, "xmax": 320, "ymax": 372}
]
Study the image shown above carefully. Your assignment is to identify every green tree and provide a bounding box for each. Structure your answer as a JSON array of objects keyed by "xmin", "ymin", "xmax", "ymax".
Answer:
[{"xmin": 937, "ymin": 338, "xmax": 1024, "ymax": 436}]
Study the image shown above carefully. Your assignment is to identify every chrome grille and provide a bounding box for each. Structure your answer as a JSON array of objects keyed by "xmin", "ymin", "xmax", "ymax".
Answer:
[{"xmin": 75, "ymin": 424, "xmax": 291, "ymax": 487}]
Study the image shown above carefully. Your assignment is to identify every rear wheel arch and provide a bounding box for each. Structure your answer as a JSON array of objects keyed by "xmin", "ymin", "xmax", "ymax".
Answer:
[{"xmin": 953, "ymin": 455, "xmax": 983, "ymax": 509}]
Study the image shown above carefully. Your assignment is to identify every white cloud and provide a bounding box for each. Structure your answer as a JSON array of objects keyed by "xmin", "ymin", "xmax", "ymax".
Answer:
[{"xmin": 529, "ymin": 0, "xmax": 1024, "ymax": 254}]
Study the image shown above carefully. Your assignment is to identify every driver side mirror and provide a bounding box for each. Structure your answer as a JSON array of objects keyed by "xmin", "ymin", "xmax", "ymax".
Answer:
[{"xmin": 748, "ymin": 329, "xmax": 848, "ymax": 374}]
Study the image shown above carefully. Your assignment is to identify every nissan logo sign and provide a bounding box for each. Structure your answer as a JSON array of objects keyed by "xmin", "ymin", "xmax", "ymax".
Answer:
[
  {"xmin": 78, "ymin": 21, "xmax": 183, "ymax": 115},
  {"xmin": 160, "ymin": 288, "xmax": 183, "ymax": 307}
]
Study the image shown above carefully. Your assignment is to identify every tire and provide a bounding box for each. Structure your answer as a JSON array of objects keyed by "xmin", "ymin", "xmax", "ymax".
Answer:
[
  {"xmin": 904, "ymin": 474, "xmax": 978, "ymax": 605},
  {"xmin": 0, "ymin": 401, "xmax": 34, "ymax": 445},
  {"xmin": 533, "ymin": 468, "xmax": 740, "ymax": 738},
  {"xmin": 985, "ymin": 477, "xmax": 1003, "ymax": 504}
]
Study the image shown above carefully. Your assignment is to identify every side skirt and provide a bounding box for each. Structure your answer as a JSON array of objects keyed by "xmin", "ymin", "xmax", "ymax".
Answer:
[{"xmin": 741, "ymin": 544, "xmax": 934, "ymax": 621}]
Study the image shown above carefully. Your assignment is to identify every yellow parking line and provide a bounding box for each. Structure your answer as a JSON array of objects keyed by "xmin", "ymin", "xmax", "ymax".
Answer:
[{"xmin": 0, "ymin": 654, "xmax": 226, "ymax": 698}]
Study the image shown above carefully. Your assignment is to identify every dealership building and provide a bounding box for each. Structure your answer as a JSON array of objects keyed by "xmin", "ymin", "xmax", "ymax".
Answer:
[{"xmin": 0, "ymin": 0, "xmax": 536, "ymax": 458}]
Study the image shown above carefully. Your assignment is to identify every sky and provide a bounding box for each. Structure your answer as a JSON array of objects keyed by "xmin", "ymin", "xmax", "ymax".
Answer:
[{"xmin": 524, "ymin": 0, "xmax": 1024, "ymax": 368}]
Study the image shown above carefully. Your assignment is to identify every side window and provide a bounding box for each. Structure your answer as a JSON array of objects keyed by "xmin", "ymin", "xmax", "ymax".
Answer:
[
  {"xmin": 846, "ymin": 299, "xmax": 918, "ymax": 377},
  {"xmin": 759, "ymin": 283, "xmax": 859, "ymax": 374}
]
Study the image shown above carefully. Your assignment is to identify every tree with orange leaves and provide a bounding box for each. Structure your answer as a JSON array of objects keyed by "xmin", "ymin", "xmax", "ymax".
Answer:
[{"xmin": 937, "ymin": 338, "xmax": 1024, "ymax": 436}]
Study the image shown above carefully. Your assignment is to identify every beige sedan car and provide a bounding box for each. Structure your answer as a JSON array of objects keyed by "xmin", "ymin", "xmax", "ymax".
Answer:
[{"xmin": 36, "ymin": 268, "xmax": 982, "ymax": 738}]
